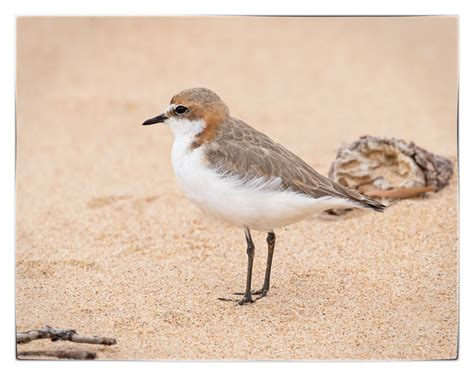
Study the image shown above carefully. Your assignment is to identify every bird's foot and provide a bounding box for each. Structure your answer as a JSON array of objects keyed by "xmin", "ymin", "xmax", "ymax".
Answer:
[
  {"xmin": 237, "ymin": 293, "xmax": 255, "ymax": 305},
  {"xmin": 218, "ymin": 292, "xmax": 255, "ymax": 305},
  {"xmin": 233, "ymin": 287, "xmax": 268, "ymax": 300}
]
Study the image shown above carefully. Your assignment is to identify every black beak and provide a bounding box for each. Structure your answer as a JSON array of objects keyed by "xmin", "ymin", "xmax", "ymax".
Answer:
[{"xmin": 142, "ymin": 113, "xmax": 168, "ymax": 126}]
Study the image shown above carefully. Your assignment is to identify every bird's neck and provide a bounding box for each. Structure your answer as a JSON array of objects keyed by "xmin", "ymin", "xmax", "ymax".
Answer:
[{"xmin": 167, "ymin": 117, "xmax": 206, "ymax": 140}]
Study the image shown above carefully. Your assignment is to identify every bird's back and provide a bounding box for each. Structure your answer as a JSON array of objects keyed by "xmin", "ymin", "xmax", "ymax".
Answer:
[{"xmin": 204, "ymin": 117, "xmax": 385, "ymax": 212}]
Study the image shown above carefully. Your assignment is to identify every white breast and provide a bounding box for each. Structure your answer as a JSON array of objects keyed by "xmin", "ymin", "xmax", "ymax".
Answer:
[{"xmin": 169, "ymin": 119, "xmax": 359, "ymax": 232}]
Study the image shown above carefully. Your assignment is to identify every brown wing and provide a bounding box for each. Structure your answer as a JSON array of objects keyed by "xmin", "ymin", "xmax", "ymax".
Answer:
[{"xmin": 204, "ymin": 117, "xmax": 385, "ymax": 211}]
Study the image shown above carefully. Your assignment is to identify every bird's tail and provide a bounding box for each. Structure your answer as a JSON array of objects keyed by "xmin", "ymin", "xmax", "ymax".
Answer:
[
  {"xmin": 360, "ymin": 198, "xmax": 386, "ymax": 212},
  {"xmin": 334, "ymin": 183, "xmax": 387, "ymax": 213}
]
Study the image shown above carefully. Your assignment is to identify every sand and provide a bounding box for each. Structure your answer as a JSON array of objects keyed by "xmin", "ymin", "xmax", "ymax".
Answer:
[{"xmin": 15, "ymin": 16, "xmax": 458, "ymax": 360}]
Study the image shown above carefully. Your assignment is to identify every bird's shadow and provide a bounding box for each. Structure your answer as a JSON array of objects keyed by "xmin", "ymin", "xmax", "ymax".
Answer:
[{"xmin": 314, "ymin": 208, "xmax": 369, "ymax": 222}]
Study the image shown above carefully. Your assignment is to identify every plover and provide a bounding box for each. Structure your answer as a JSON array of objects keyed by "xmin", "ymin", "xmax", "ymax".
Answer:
[{"xmin": 143, "ymin": 88, "xmax": 385, "ymax": 305}]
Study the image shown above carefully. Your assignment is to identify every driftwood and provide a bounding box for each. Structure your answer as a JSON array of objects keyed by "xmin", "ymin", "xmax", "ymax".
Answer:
[
  {"xmin": 365, "ymin": 186, "xmax": 436, "ymax": 199},
  {"xmin": 328, "ymin": 136, "xmax": 454, "ymax": 205},
  {"xmin": 16, "ymin": 325, "xmax": 117, "ymax": 345},
  {"xmin": 17, "ymin": 350, "xmax": 96, "ymax": 360},
  {"xmin": 16, "ymin": 325, "xmax": 116, "ymax": 360}
]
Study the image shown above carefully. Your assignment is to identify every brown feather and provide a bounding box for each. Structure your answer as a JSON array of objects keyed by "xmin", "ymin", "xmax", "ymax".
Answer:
[{"xmin": 202, "ymin": 117, "xmax": 385, "ymax": 212}]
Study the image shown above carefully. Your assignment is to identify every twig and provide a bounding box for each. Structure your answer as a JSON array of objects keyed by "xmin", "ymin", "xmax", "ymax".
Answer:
[
  {"xmin": 364, "ymin": 186, "xmax": 435, "ymax": 199},
  {"xmin": 16, "ymin": 325, "xmax": 117, "ymax": 346},
  {"xmin": 17, "ymin": 350, "xmax": 96, "ymax": 360}
]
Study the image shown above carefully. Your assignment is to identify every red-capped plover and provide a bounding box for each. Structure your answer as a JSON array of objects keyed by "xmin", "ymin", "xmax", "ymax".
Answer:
[{"xmin": 143, "ymin": 88, "xmax": 385, "ymax": 305}]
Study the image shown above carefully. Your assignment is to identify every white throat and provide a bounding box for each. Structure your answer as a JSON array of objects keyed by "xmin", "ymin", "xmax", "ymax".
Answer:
[{"xmin": 166, "ymin": 117, "xmax": 205, "ymax": 140}]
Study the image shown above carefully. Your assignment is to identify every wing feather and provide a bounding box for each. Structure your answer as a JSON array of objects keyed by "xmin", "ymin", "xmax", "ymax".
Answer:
[{"xmin": 204, "ymin": 118, "xmax": 385, "ymax": 211}]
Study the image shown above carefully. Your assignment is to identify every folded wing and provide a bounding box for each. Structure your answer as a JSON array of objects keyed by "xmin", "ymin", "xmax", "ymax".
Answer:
[{"xmin": 204, "ymin": 118, "xmax": 385, "ymax": 212}]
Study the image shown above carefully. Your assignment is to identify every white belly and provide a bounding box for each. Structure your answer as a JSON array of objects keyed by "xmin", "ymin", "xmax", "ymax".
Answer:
[{"xmin": 171, "ymin": 140, "xmax": 356, "ymax": 232}]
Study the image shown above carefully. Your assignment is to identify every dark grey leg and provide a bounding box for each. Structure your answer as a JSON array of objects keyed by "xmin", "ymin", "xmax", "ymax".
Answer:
[
  {"xmin": 238, "ymin": 227, "xmax": 255, "ymax": 305},
  {"xmin": 218, "ymin": 227, "xmax": 256, "ymax": 305},
  {"xmin": 232, "ymin": 231, "xmax": 276, "ymax": 300},
  {"xmin": 259, "ymin": 231, "xmax": 276, "ymax": 297}
]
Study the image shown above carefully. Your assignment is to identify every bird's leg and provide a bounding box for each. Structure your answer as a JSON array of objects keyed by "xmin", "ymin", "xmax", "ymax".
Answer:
[
  {"xmin": 233, "ymin": 231, "xmax": 276, "ymax": 299},
  {"xmin": 256, "ymin": 231, "xmax": 276, "ymax": 298},
  {"xmin": 238, "ymin": 227, "xmax": 255, "ymax": 305},
  {"xmin": 218, "ymin": 227, "xmax": 256, "ymax": 305}
]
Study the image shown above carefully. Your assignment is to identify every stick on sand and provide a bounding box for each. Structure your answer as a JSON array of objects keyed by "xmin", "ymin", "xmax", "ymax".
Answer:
[
  {"xmin": 364, "ymin": 186, "xmax": 435, "ymax": 199},
  {"xmin": 17, "ymin": 350, "xmax": 97, "ymax": 360},
  {"xmin": 16, "ymin": 325, "xmax": 117, "ymax": 346}
]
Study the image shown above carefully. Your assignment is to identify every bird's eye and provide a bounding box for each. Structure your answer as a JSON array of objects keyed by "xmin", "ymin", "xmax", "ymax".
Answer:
[{"xmin": 175, "ymin": 105, "xmax": 188, "ymax": 115}]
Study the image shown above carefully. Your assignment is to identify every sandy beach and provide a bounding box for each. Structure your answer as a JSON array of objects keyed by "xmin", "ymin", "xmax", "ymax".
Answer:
[{"xmin": 16, "ymin": 16, "xmax": 458, "ymax": 360}]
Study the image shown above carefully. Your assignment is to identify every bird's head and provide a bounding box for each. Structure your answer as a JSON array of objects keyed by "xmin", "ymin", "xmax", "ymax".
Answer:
[{"xmin": 142, "ymin": 88, "xmax": 230, "ymax": 143}]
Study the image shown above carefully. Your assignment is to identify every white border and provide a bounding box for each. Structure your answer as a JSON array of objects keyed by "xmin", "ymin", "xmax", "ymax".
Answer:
[{"xmin": 2, "ymin": 1, "xmax": 472, "ymax": 375}]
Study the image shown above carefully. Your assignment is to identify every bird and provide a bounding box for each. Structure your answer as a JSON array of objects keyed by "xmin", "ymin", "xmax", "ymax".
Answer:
[{"xmin": 142, "ymin": 88, "xmax": 385, "ymax": 305}]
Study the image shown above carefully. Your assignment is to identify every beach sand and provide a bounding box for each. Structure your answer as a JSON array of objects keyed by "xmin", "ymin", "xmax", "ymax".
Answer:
[{"xmin": 15, "ymin": 16, "xmax": 458, "ymax": 360}]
